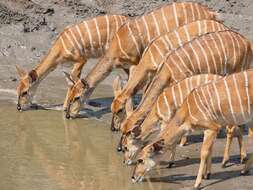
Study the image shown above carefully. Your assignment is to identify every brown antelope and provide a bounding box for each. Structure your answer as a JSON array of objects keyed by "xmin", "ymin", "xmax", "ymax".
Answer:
[
  {"xmin": 111, "ymin": 20, "xmax": 228, "ymax": 129},
  {"xmin": 123, "ymin": 74, "xmax": 246, "ymax": 167},
  {"xmin": 63, "ymin": 2, "xmax": 218, "ymax": 119},
  {"xmin": 16, "ymin": 14, "xmax": 127, "ymax": 111},
  {"xmin": 132, "ymin": 70, "xmax": 253, "ymax": 189},
  {"xmin": 119, "ymin": 30, "xmax": 253, "ymax": 152}
]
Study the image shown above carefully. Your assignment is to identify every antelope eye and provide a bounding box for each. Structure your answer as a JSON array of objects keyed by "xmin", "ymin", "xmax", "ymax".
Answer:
[
  {"xmin": 137, "ymin": 159, "xmax": 144, "ymax": 164},
  {"xmin": 74, "ymin": 96, "xmax": 81, "ymax": 101},
  {"xmin": 21, "ymin": 91, "xmax": 28, "ymax": 96}
]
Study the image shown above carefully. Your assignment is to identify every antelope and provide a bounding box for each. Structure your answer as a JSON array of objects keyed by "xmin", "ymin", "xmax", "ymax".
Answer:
[
  {"xmin": 63, "ymin": 2, "xmax": 218, "ymax": 119},
  {"xmin": 119, "ymin": 30, "xmax": 253, "ymax": 151},
  {"xmin": 132, "ymin": 70, "xmax": 253, "ymax": 189},
  {"xmin": 122, "ymin": 74, "xmax": 247, "ymax": 167},
  {"xmin": 16, "ymin": 14, "xmax": 127, "ymax": 111},
  {"xmin": 111, "ymin": 19, "xmax": 229, "ymax": 130}
]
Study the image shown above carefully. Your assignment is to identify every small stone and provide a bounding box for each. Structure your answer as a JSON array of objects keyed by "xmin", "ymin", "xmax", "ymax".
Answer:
[{"xmin": 10, "ymin": 76, "xmax": 17, "ymax": 82}]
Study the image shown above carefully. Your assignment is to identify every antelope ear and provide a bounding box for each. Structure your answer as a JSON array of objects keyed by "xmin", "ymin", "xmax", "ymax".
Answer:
[
  {"xmin": 16, "ymin": 65, "xmax": 27, "ymax": 78},
  {"xmin": 63, "ymin": 71, "xmax": 75, "ymax": 86},
  {"xmin": 125, "ymin": 98, "xmax": 133, "ymax": 116},
  {"xmin": 113, "ymin": 75, "xmax": 123, "ymax": 97}
]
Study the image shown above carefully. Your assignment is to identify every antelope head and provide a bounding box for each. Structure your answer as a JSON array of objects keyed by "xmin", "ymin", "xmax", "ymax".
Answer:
[
  {"xmin": 111, "ymin": 76, "xmax": 133, "ymax": 131},
  {"xmin": 131, "ymin": 139, "xmax": 165, "ymax": 183},
  {"xmin": 16, "ymin": 65, "xmax": 38, "ymax": 111},
  {"xmin": 64, "ymin": 72, "xmax": 88, "ymax": 119}
]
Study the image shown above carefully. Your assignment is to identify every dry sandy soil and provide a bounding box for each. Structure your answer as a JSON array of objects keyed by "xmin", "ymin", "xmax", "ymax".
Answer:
[{"xmin": 1, "ymin": 0, "xmax": 253, "ymax": 190}]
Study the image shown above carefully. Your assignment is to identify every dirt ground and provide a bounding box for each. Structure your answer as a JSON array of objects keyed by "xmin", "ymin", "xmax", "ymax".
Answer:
[{"xmin": 1, "ymin": 0, "xmax": 253, "ymax": 190}]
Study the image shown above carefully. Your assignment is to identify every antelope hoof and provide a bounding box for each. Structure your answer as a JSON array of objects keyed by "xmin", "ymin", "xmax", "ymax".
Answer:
[
  {"xmin": 65, "ymin": 113, "xmax": 71, "ymax": 119},
  {"xmin": 241, "ymin": 157, "xmax": 248, "ymax": 164},
  {"xmin": 204, "ymin": 173, "xmax": 211, "ymax": 180},
  {"xmin": 240, "ymin": 170, "xmax": 250, "ymax": 176},
  {"xmin": 167, "ymin": 162, "xmax": 175, "ymax": 168},
  {"xmin": 192, "ymin": 186, "xmax": 201, "ymax": 190},
  {"xmin": 221, "ymin": 160, "xmax": 229, "ymax": 168}
]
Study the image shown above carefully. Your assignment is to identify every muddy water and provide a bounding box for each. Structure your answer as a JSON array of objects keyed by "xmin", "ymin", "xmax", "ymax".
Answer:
[{"xmin": 0, "ymin": 96, "xmax": 181, "ymax": 190}]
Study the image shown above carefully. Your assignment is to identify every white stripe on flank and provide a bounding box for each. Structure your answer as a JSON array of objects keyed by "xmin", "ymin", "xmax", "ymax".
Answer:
[
  {"xmin": 204, "ymin": 20, "xmax": 208, "ymax": 33},
  {"xmin": 195, "ymin": 3, "xmax": 201, "ymax": 19},
  {"xmin": 170, "ymin": 55, "xmax": 187, "ymax": 78},
  {"xmin": 232, "ymin": 74, "xmax": 247, "ymax": 121},
  {"xmin": 149, "ymin": 48, "xmax": 158, "ymax": 68},
  {"xmin": 203, "ymin": 6, "xmax": 209, "ymax": 18},
  {"xmin": 196, "ymin": 39, "xmax": 210, "ymax": 72},
  {"xmin": 224, "ymin": 79, "xmax": 237, "ymax": 123},
  {"xmin": 60, "ymin": 36, "xmax": 72, "ymax": 55},
  {"xmin": 151, "ymin": 12, "xmax": 160, "ymax": 36},
  {"xmin": 234, "ymin": 33, "xmax": 241, "ymax": 70},
  {"xmin": 116, "ymin": 34, "xmax": 130, "ymax": 59},
  {"xmin": 113, "ymin": 15, "xmax": 119, "ymax": 30},
  {"xmin": 135, "ymin": 20, "xmax": 145, "ymax": 47},
  {"xmin": 157, "ymin": 100, "xmax": 164, "ymax": 119},
  {"xmin": 243, "ymin": 71, "xmax": 251, "ymax": 117},
  {"xmin": 161, "ymin": 7, "xmax": 170, "ymax": 32},
  {"xmin": 161, "ymin": 38, "xmax": 170, "ymax": 51},
  {"xmin": 164, "ymin": 35, "xmax": 174, "ymax": 49},
  {"xmin": 196, "ymin": 88, "xmax": 213, "ymax": 119},
  {"xmin": 94, "ymin": 18, "xmax": 102, "ymax": 52},
  {"xmin": 173, "ymin": 3, "xmax": 179, "ymax": 27},
  {"xmin": 187, "ymin": 95, "xmax": 198, "ymax": 122},
  {"xmin": 105, "ymin": 15, "xmax": 110, "ymax": 47},
  {"xmin": 203, "ymin": 37, "xmax": 217, "ymax": 74},
  {"xmin": 183, "ymin": 25, "xmax": 191, "ymax": 41},
  {"xmin": 69, "ymin": 28, "xmax": 82, "ymax": 54},
  {"xmin": 171, "ymin": 85, "xmax": 178, "ymax": 108},
  {"xmin": 189, "ymin": 43, "xmax": 201, "ymax": 72},
  {"xmin": 75, "ymin": 25, "xmax": 85, "ymax": 53},
  {"xmin": 153, "ymin": 42, "xmax": 163, "ymax": 57},
  {"xmin": 216, "ymin": 32, "xmax": 228, "ymax": 73},
  {"xmin": 164, "ymin": 61, "xmax": 176, "ymax": 81},
  {"xmin": 197, "ymin": 20, "xmax": 202, "ymax": 36},
  {"xmin": 177, "ymin": 82, "xmax": 184, "ymax": 105},
  {"xmin": 64, "ymin": 30, "xmax": 75, "ymax": 47},
  {"xmin": 210, "ymin": 33, "xmax": 223, "ymax": 73},
  {"xmin": 142, "ymin": 16, "xmax": 150, "ymax": 42},
  {"xmin": 206, "ymin": 83, "xmax": 219, "ymax": 119},
  {"xmin": 185, "ymin": 78, "xmax": 191, "ymax": 94},
  {"xmin": 182, "ymin": 3, "xmax": 188, "ymax": 24},
  {"xmin": 216, "ymin": 22, "xmax": 222, "ymax": 31},
  {"xmin": 181, "ymin": 47, "xmax": 196, "ymax": 73},
  {"xmin": 174, "ymin": 30, "xmax": 182, "ymax": 45},
  {"xmin": 163, "ymin": 91, "xmax": 171, "ymax": 119},
  {"xmin": 227, "ymin": 31, "xmax": 236, "ymax": 70},
  {"xmin": 193, "ymin": 90, "xmax": 209, "ymax": 120},
  {"xmin": 175, "ymin": 50, "xmax": 193, "ymax": 74},
  {"xmin": 201, "ymin": 86, "xmax": 217, "ymax": 120},
  {"xmin": 191, "ymin": 3, "xmax": 195, "ymax": 21},
  {"xmin": 211, "ymin": 20, "xmax": 215, "ymax": 31},
  {"xmin": 127, "ymin": 24, "xmax": 141, "ymax": 56},
  {"xmin": 213, "ymin": 82, "xmax": 228, "ymax": 122},
  {"xmin": 83, "ymin": 21, "xmax": 94, "ymax": 52}
]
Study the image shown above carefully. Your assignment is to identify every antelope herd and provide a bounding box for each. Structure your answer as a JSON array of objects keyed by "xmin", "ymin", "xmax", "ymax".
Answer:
[{"xmin": 15, "ymin": 2, "xmax": 253, "ymax": 190}]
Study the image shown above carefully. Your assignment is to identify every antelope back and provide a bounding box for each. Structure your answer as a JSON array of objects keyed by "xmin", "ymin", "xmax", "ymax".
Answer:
[
  {"xmin": 108, "ymin": 2, "xmax": 216, "ymax": 65},
  {"xmin": 59, "ymin": 15, "xmax": 127, "ymax": 59},
  {"xmin": 162, "ymin": 30, "xmax": 253, "ymax": 83},
  {"xmin": 186, "ymin": 70, "xmax": 253, "ymax": 126},
  {"xmin": 142, "ymin": 19, "xmax": 228, "ymax": 69},
  {"xmin": 156, "ymin": 74, "xmax": 222, "ymax": 122}
]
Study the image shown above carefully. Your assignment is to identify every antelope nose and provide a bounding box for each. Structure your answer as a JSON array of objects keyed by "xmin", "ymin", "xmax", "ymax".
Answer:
[
  {"xmin": 17, "ymin": 104, "xmax": 21, "ymax": 111},
  {"xmin": 117, "ymin": 145, "xmax": 122, "ymax": 152},
  {"xmin": 65, "ymin": 113, "xmax": 71, "ymax": 119},
  {"xmin": 131, "ymin": 176, "xmax": 135, "ymax": 180}
]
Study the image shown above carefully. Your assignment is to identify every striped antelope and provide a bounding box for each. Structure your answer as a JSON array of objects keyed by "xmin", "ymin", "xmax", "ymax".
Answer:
[
  {"xmin": 111, "ymin": 19, "xmax": 228, "ymax": 130},
  {"xmin": 16, "ymin": 14, "xmax": 127, "ymax": 111},
  {"xmin": 119, "ymin": 30, "xmax": 253, "ymax": 151},
  {"xmin": 63, "ymin": 2, "xmax": 218, "ymax": 119},
  {"xmin": 132, "ymin": 70, "xmax": 253, "ymax": 189},
  {"xmin": 122, "ymin": 74, "xmax": 246, "ymax": 167}
]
